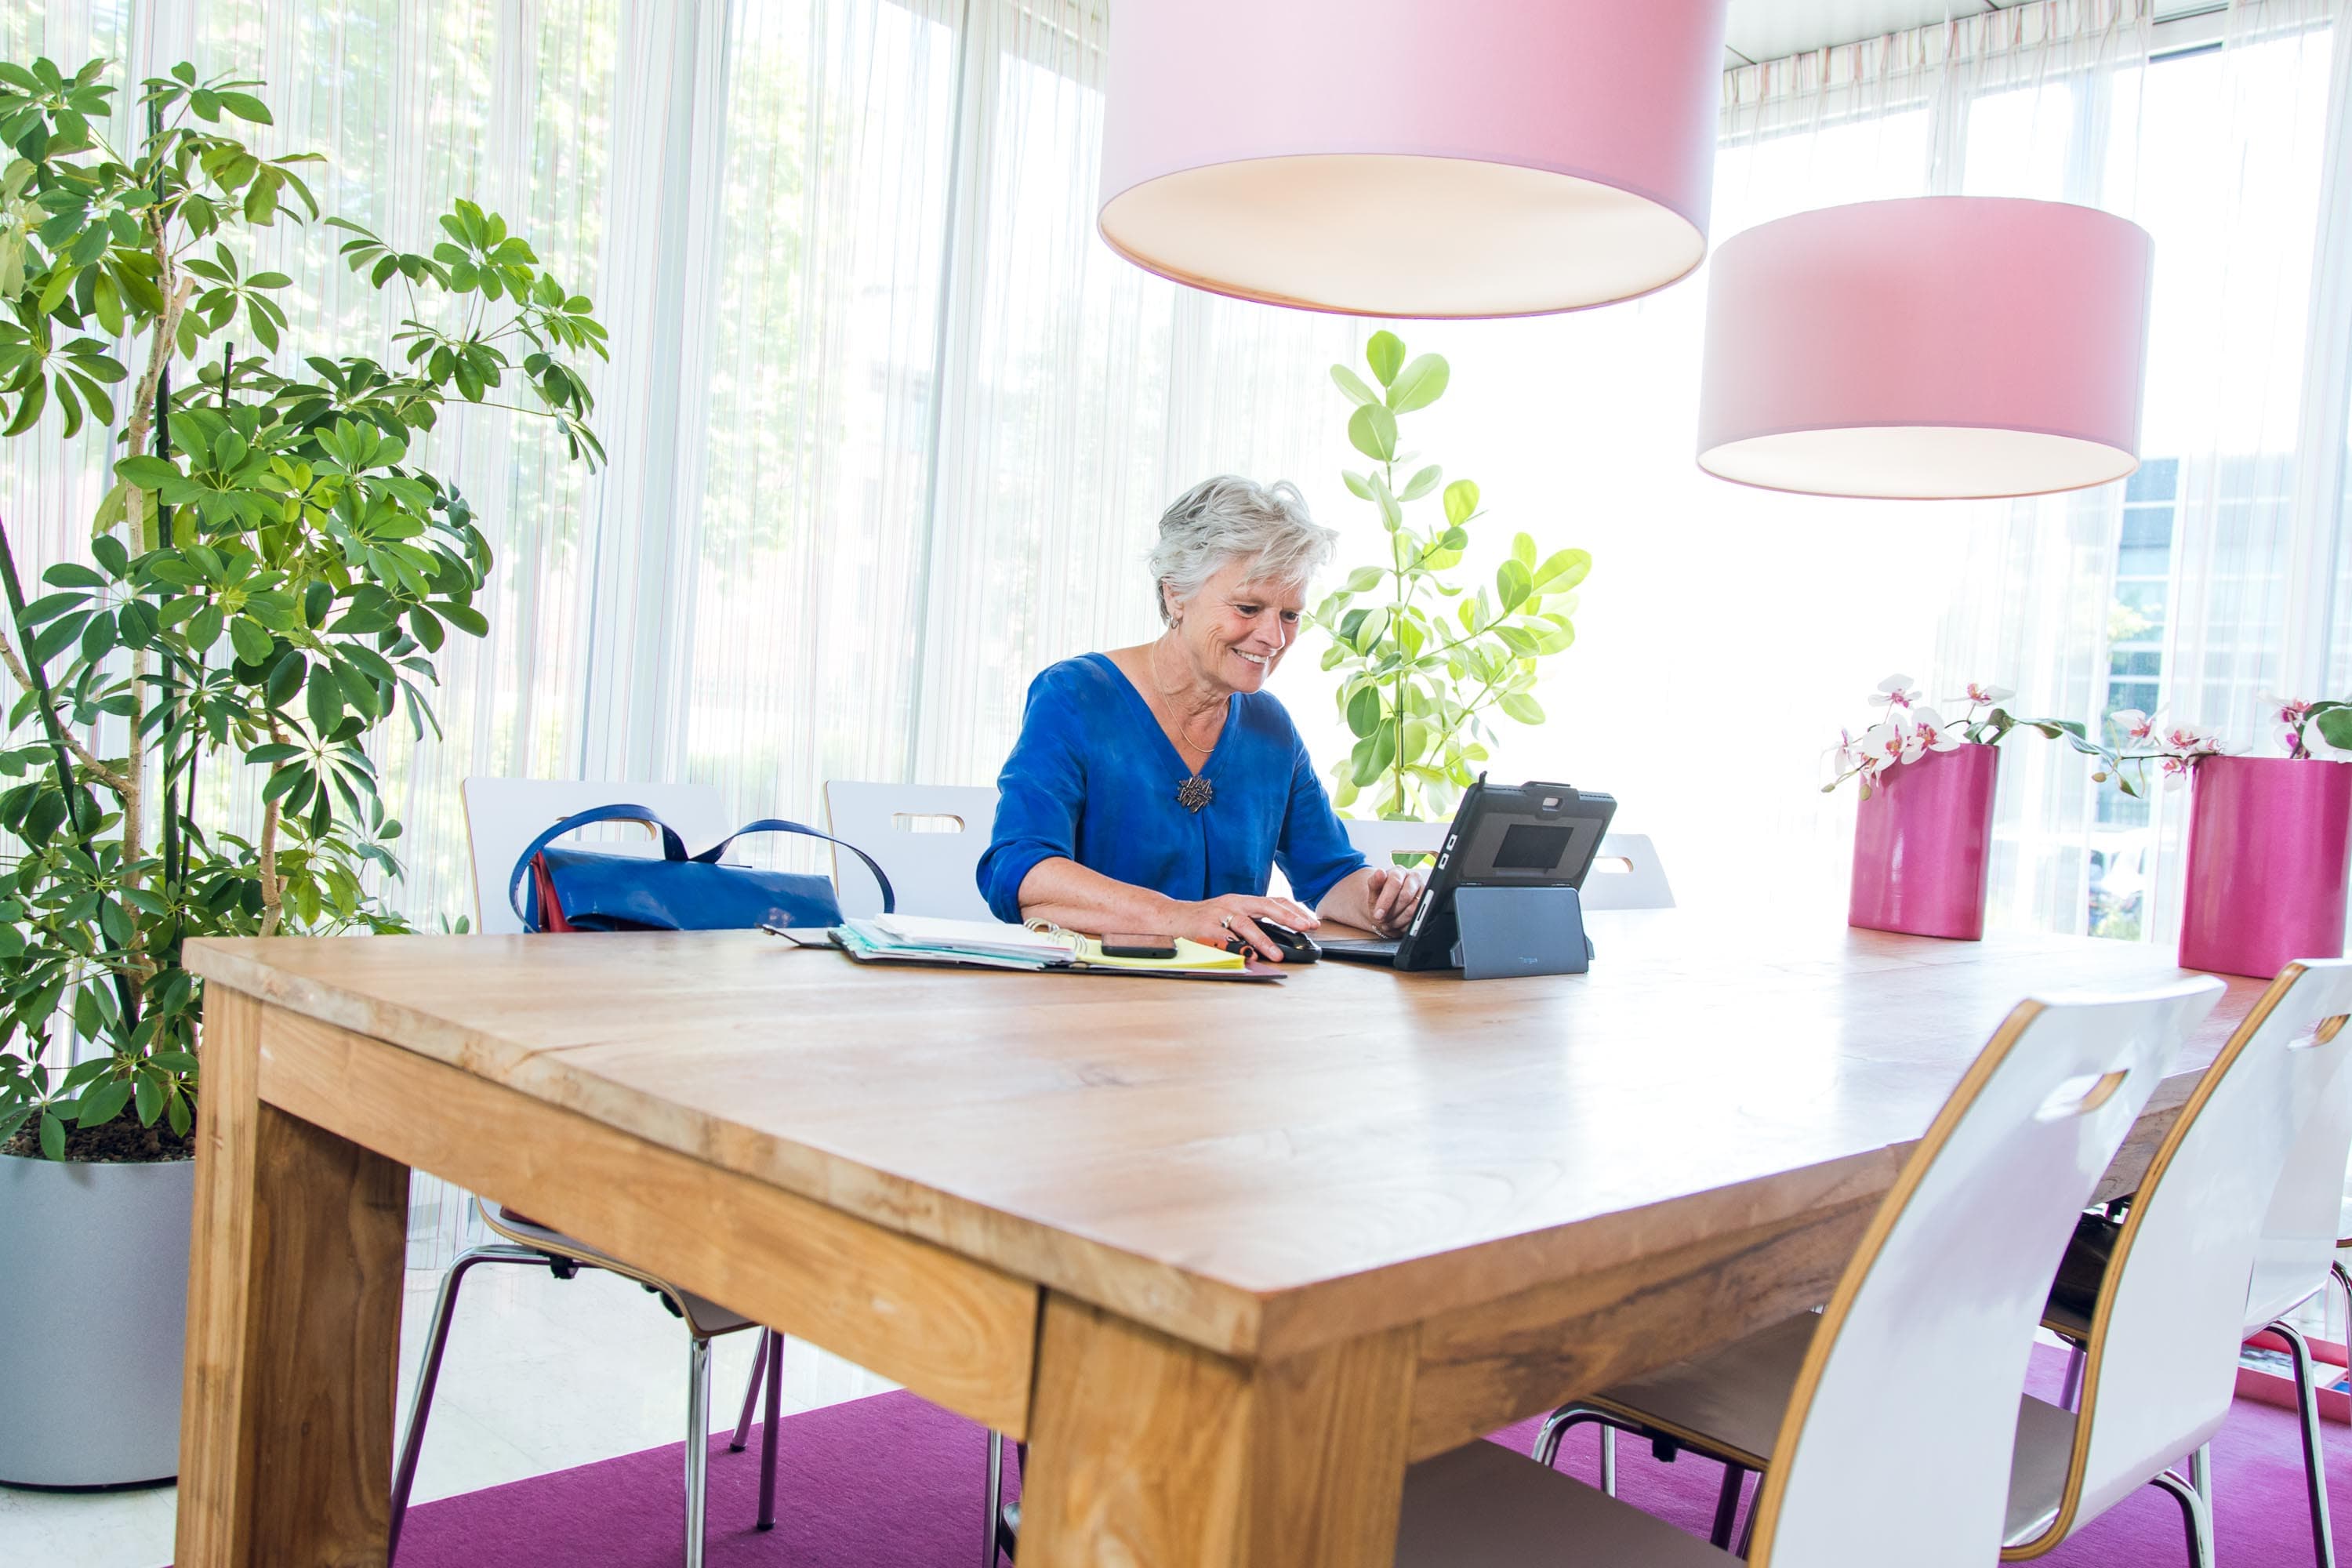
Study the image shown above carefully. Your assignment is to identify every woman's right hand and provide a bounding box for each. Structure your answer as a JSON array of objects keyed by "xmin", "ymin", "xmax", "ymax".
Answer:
[{"xmin": 1172, "ymin": 893, "xmax": 1320, "ymax": 961}]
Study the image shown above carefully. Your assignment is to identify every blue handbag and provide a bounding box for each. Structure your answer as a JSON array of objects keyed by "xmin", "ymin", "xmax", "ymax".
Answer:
[{"xmin": 507, "ymin": 804, "xmax": 895, "ymax": 933}]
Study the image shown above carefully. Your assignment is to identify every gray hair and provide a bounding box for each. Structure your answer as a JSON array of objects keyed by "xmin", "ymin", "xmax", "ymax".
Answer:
[{"xmin": 1148, "ymin": 475, "xmax": 1338, "ymax": 626}]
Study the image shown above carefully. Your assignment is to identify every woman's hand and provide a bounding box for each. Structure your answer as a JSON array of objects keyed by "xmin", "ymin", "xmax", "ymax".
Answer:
[
  {"xmin": 1171, "ymin": 892, "xmax": 1321, "ymax": 961},
  {"xmin": 1319, "ymin": 866, "xmax": 1427, "ymax": 938}
]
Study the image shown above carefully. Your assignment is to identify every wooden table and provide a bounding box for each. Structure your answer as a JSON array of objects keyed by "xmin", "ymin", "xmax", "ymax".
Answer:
[{"xmin": 175, "ymin": 912, "xmax": 2261, "ymax": 1566}]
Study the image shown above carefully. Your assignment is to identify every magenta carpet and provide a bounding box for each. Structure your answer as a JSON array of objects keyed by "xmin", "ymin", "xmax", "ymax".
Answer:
[{"xmin": 388, "ymin": 1347, "xmax": 2350, "ymax": 1566}]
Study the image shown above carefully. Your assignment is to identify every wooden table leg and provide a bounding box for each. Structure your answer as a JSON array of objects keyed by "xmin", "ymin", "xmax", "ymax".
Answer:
[
  {"xmin": 176, "ymin": 990, "xmax": 410, "ymax": 1567},
  {"xmin": 1021, "ymin": 1291, "xmax": 1418, "ymax": 1568}
]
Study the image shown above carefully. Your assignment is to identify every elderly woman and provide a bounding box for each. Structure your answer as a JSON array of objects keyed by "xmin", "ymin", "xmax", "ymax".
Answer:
[{"xmin": 977, "ymin": 475, "xmax": 1425, "ymax": 960}]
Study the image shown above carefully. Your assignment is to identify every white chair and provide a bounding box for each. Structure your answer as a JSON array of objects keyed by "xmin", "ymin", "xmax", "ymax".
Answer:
[
  {"xmin": 1340, "ymin": 819, "xmax": 1676, "ymax": 912},
  {"xmin": 822, "ymin": 780, "xmax": 999, "ymax": 920},
  {"xmin": 1394, "ymin": 978, "xmax": 2220, "ymax": 1567},
  {"xmin": 1539, "ymin": 960, "xmax": 2352, "ymax": 1568},
  {"xmin": 397, "ymin": 780, "xmax": 786, "ymax": 1568},
  {"xmin": 2244, "ymin": 1057, "xmax": 2352, "ymax": 1566}
]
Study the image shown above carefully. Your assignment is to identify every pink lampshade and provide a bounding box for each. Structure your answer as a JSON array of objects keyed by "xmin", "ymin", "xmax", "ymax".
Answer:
[
  {"xmin": 1697, "ymin": 197, "xmax": 2154, "ymax": 499},
  {"xmin": 1098, "ymin": 0, "xmax": 1730, "ymax": 319}
]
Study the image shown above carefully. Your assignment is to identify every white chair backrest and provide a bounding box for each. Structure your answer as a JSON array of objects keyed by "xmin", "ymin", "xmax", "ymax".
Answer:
[
  {"xmin": 2248, "ymin": 1026, "xmax": 2352, "ymax": 1330},
  {"xmin": 1580, "ymin": 832, "xmax": 1675, "ymax": 911},
  {"xmin": 461, "ymin": 778, "xmax": 731, "ymax": 935},
  {"xmin": 2062, "ymin": 958, "xmax": 2352, "ymax": 1532},
  {"xmin": 822, "ymin": 780, "xmax": 998, "ymax": 920},
  {"xmin": 1749, "ymin": 978, "xmax": 2222, "ymax": 1568},
  {"xmin": 1342, "ymin": 818, "xmax": 1446, "ymax": 861},
  {"xmin": 1339, "ymin": 820, "xmax": 1674, "ymax": 911}
]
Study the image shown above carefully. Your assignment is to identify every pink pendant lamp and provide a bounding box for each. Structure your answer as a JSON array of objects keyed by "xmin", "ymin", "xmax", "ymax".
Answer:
[
  {"xmin": 1098, "ymin": 0, "xmax": 1731, "ymax": 318},
  {"xmin": 1697, "ymin": 197, "xmax": 2154, "ymax": 498}
]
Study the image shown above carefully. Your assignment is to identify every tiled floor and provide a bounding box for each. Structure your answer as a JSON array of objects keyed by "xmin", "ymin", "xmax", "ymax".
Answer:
[{"xmin": 2, "ymin": 1261, "xmax": 896, "ymax": 1568}]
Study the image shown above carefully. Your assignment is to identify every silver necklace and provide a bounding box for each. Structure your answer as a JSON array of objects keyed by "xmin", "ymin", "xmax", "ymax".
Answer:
[{"xmin": 1149, "ymin": 635, "xmax": 1221, "ymax": 811}]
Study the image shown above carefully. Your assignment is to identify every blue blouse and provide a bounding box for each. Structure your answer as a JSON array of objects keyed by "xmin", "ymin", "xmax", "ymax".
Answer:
[{"xmin": 977, "ymin": 653, "xmax": 1367, "ymax": 924}]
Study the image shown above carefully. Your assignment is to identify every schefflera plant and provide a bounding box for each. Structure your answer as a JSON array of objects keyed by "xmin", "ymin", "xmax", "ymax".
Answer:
[
  {"xmin": 0, "ymin": 56, "xmax": 607, "ymax": 1159},
  {"xmin": 1312, "ymin": 329, "xmax": 1591, "ymax": 822}
]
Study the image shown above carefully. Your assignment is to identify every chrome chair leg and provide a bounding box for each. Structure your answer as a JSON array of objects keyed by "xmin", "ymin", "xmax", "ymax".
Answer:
[
  {"xmin": 2151, "ymin": 1464, "xmax": 2216, "ymax": 1568},
  {"xmin": 1710, "ymin": 1462, "xmax": 1748, "ymax": 1551},
  {"xmin": 1735, "ymin": 1487, "xmax": 1759, "ymax": 1559},
  {"xmin": 1530, "ymin": 1404, "xmax": 1620, "ymax": 1492},
  {"xmin": 987, "ymin": 1430, "xmax": 1005, "ymax": 1568},
  {"xmin": 1531, "ymin": 1407, "xmax": 1573, "ymax": 1468},
  {"xmin": 2273, "ymin": 1319, "xmax": 2339, "ymax": 1568},
  {"xmin": 757, "ymin": 1330, "xmax": 782, "ymax": 1531},
  {"xmin": 2188, "ymin": 1439, "xmax": 2212, "ymax": 1504},
  {"xmin": 729, "ymin": 1331, "xmax": 767, "ymax": 1452},
  {"xmin": 2059, "ymin": 1343, "xmax": 2086, "ymax": 1411},
  {"xmin": 684, "ymin": 1335, "xmax": 713, "ymax": 1568},
  {"xmin": 388, "ymin": 1244, "xmax": 550, "ymax": 1566}
]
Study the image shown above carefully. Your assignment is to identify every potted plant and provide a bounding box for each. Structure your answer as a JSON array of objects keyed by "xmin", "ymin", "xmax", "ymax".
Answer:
[
  {"xmin": 0, "ymin": 56, "xmax": 606, "ymax": 1486},
  {"xmin": 1828, "ymin": 677, "xmax": 2107, "ymax": 940},
  {"xmin": 1310, "ymin": 329, "xmax": 1591, "ymax": 822},
  {"xmin": 2119, "ymin": 702, "xmax": 2352, "ymax": 978}
]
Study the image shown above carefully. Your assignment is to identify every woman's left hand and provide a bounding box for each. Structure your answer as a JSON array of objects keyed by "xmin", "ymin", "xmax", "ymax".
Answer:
[{"xmin": 1321, "ymin": 865, "xmax": 1427, "ymax": 937}]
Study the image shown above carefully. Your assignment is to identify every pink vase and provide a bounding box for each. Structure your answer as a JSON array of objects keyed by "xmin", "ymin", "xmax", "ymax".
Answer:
[
  {"xmin": 1849, "ymin": 744, "xmax": 2000, "ymax": 941},
  {"xmin": 2178, "ymin": 754, "xmax": 2352, "ymax": 979}
]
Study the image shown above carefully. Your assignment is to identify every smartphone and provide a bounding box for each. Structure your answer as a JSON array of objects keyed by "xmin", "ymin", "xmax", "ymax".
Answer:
[{"xmin": 1099, "ymin": 934, "xmax": 1178, "ymax": 959}]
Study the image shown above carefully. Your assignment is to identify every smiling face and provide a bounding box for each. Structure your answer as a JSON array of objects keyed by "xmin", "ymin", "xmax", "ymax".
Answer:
[{"xmin": 1166, "ymin": 560, "xmax": 1305, "ymax": 696}]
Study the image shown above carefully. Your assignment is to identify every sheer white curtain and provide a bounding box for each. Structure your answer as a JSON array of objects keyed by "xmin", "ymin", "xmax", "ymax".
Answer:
[{"xmin": 2135, "ymin": 1, "xmax": 2352, "ymax": 945}]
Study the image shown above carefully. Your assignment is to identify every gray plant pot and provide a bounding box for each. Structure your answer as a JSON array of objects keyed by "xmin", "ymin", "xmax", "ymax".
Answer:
[{"xmin": 0, "ymin": 1149, "xmax": 194, "ymax": 1487}]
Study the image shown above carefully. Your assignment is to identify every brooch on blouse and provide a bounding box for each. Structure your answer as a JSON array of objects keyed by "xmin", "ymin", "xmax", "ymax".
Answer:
[{"xmin": 1176, "ymin": 775, "xmax": 1214, "ymax": 812}]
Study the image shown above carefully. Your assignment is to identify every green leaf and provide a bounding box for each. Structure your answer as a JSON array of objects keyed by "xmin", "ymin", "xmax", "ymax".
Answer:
[
  {"xmin": 265, "ymin": 648, "xmax": 305, "ymax": 706},
  {"xmin": 38, "ymin": 1111, "xmax": 64, "ymax": 1160},
  {"xmin": 1399, "ymin": 465, "xmax": 1441, "ymax": 502},
  {"xmin": 1330, "ymin": 365, "xmax": 1377, "ymax": 407},
  {"xmin": 1497, "ymin": 558, "xmax": 1533, "ymax": 612},
  {"xmin": 1511, "ymin": 532, "xmax": 1537, "ymax": 568},
  {"xmin": 1347, "ymin": 402, "xmax": 1398, "ymax": 463},
  {"xmin": 229, "ymin": 616, "xmax": 272, "ymax": 664},
  {"xmin": 1341, "ymin": 469, "xmax": 1374, "ymax": 501},
  {"xmin": 306, "ymin": 668, "xmax": 343, "ymax": 735},
  {"xmin": 1365, "ymin": 330, "xmax": 1405, "ymax": 387},
  {"xmin": 1386, "ymin": 354, "xmax": 1450, "ymax": 413},
  {"xmin": 1443, "ymin": 480, "xmax": 1479, "ymax": 528},
  {"xmin": 215, "ymin": 90, "xmax": 272, "ymax": 124},
  {"xmin": 1531, "ymin": 548, "xmax": 1592, "ymax": 592},
  {"xmin": 115, "ymin": 454, "xmax": 183, "ymax": 488},
  {"xmin": 1346, "ymin": 683, "xmax": 1382, "ymax": 739},
  {"xmin": 2318, "ymin": 709, "xmax": 2352, "ymax": 751},
  {"xmin": 1343, "ymin": 566, "xmax": 1384, "ymax": 593},
  {"xmin": 1500, "ymin": 691, "xmax": 1545, "ymax": 725},
  {"xmin": 75, "ymin": 1076, "xmax": 132, "ymax": 1127}
]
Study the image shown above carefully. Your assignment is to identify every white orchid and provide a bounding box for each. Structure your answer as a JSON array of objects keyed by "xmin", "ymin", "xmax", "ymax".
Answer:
[
  {"xmin": 2262, "ymin": 695, "xmax": 2318, "ymax": 758},
  {"xmin": 1857, "ymin": 720, "xmax": 1915, "ymax": 772},
  {"xmin": 1872, "ymin": 673, "xmax": 1921, "ymax": 710},
  {"xmin": 2110, "ymin": 708, "xmax": 2158, "ymax": 743},
  {"xmin": 1953, "ymin": 681, "xmax": 2014, "ymax": 707},
  {"xmin": 1910, "ymin": 707, "xmax": 1965, "ymax": 752}
]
